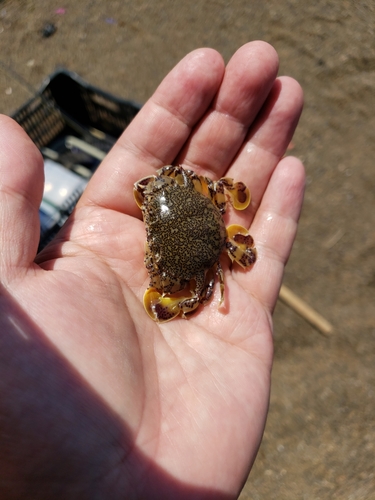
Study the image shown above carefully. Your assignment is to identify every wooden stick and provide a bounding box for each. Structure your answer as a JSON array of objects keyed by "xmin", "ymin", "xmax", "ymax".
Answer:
[{"xmin": 279, "ymin": 284, "xmax": 334, "ymax": 336}]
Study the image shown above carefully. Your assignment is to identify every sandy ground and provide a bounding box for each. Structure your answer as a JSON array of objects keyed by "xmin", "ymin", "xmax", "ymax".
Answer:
[{"xmin": 1, "ymin": 1, "xmax": 375, "ymax": 498}]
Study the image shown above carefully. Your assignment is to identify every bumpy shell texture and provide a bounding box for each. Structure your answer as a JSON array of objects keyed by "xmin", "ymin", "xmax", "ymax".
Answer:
[{"xmin": 143, "ymin": 181, "xmax": 227, "ymax": 281}]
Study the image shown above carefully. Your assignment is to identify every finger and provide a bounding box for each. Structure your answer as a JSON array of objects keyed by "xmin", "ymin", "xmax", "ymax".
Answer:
[
  {"xmin": 0, "ymin": 116, "xmax": 44, "ymax": 279},
  {"xmin": 78, "ymin": 48, "xmax": 225, "ymax": 217},
  {"xmin": 234, "ymin": 155, "xmax": 305, "ymax": 312},
  {"xmin": 225, "ymin": 76, "xmax": 304, "ymax": 229},
  {"xmin": 233, "ymin": 76, "xmax": 303, "ymax": 211},
  {"xmin": 177, "ymin": 41, "xmax": 279, "ymax": 178}
]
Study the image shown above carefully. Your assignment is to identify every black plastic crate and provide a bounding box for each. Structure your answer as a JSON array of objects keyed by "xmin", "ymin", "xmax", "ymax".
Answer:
[
  {"xmin": 12, "ymin": 68, "xmax": 141, "ymax": 148},
  {"xmin": 11, "ymin": 69, "xmax": 141, "ymax": 249}
]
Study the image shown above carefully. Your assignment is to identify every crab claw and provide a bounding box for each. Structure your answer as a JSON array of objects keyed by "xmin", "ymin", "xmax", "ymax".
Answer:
[
  {"xmin": 219, "ymin": 178, "xmax": 251, "ymax": 210},
  {"xmin": 226, "ymin": 224, "xmax": 257, "ymax": 268},
  {"xmin": 143, "ymin": 288, "xmax": 181, "ymax": 323}
]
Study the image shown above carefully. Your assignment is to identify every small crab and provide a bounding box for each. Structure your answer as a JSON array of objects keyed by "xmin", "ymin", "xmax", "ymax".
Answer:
[{"xmin": 134, "ymin": 165, "xmax": 256, "ymax": 323}]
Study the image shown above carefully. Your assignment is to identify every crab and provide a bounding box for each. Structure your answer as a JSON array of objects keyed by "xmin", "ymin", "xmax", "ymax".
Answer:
[{"xmin": 134, "ymin": 165, "xmax": 257, "ymax": 323}]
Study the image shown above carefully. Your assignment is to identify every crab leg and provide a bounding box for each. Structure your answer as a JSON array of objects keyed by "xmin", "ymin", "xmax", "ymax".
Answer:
[
  {"xmin": 200, "ymin": 268, "xmax": 215, "ymax": 302},
  {"xmin": 177, "ymin": 271, "xmax": 206, "ymax": 317},
  {"xmin": 216, "ymin": 262, "xmax": 225, "ymax": 305}
]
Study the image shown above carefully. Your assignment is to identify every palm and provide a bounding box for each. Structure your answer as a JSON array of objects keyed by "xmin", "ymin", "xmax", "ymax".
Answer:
[{"xmin": 1, "ymin": 42, "xmax": 304, "ymax": 498}]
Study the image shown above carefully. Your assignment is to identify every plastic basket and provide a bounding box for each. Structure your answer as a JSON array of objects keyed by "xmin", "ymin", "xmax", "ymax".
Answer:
[
  {"xmin": 12, "ymin": 68, "xmax": 141, "ymax": 148},
  {"xmin": 11, "ymin": 68, "xmax": 141, "ymax": 249}
]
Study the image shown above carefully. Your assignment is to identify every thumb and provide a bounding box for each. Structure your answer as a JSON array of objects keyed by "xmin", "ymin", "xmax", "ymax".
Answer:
[{"xmin": 0, "ymin": 115, "xmax": 44, "ymax": 281}]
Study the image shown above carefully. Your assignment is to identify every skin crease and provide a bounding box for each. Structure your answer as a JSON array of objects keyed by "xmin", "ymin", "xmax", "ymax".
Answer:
[{"xmin": 0, "ymin": 42, "xmax": 304, "ymax": 499}]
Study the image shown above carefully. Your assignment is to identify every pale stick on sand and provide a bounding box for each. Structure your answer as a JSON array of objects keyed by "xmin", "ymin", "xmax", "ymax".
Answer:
[{"xmin": 279, "ymin": 284, "xmax": 334, "ymax": 336}]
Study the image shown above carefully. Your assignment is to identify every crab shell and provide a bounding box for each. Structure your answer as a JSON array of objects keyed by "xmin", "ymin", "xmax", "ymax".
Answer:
[{"xmin": 134, "ymin": 165, "xmax": 256, "ymax": 322}]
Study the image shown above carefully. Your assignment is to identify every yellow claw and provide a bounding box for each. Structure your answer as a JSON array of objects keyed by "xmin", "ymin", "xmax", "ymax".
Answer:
[
  {"xmin": 232, "ymin": 182, "xmax": 250, "ymax": 210},
  {"xmin": 226, "ymin": 224, "xmax": 249, "ymax": 240},
  {"xmin": 223, "ymin": 179, "xmax": 251, "ymax": 210},
  {"xmin": 143, "ymin": 288, "xmax": 181, "ymax": 323},
  {"xmin": 226, "ymin": 224, "xmax": 257, "ymax": 268}
]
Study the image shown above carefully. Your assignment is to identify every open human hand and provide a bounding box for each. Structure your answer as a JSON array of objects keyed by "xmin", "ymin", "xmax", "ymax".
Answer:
[{"xmin": 0, "ymin": 41, "xmax": 304, "ymax": 499}]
